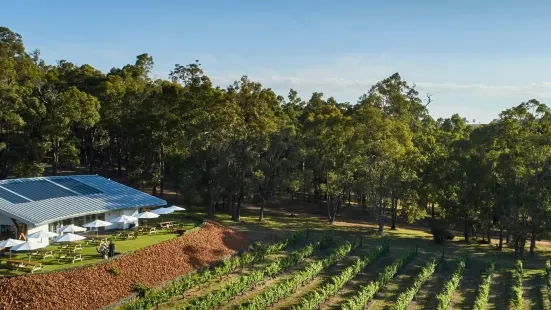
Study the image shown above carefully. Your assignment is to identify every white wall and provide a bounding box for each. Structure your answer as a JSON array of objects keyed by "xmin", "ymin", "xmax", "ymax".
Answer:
[
  {"xmin": 104, "ymin": 209, "xmax": 139, "ymax": 230},
  {"xmin": 27, "ymin": 224, "xmax": 50, "ymax": 246}
]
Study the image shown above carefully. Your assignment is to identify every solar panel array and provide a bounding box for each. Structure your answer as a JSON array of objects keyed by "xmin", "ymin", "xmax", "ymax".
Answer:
[
  {"xmin": 51, "ymin": 178, "xmax": 104, "ymax": 195},
  {"xmin": 2, "ymin": 180, "xmax": 78, "ymax": 201},
  {"xmin": 0, "ymin": 187, "xmax": 31, "ymax": 204}
]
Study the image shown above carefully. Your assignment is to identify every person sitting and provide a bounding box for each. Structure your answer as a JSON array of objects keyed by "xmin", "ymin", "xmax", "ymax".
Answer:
[{"xmin": 97, "ymin": 242, "xmax": 107, "ymax": 258}]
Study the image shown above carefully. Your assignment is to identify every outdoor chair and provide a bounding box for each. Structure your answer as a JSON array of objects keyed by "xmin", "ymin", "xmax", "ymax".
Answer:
[
  {"xmin": 147, "ymin": 227, "xmax": 157, "ymax": 235},
  {"xmin": 71, "ymin": 244, "xmax": 83, "ymax": 252}
]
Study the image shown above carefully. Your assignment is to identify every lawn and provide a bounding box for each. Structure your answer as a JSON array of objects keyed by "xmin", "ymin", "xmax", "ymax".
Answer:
[{"xmin": 0, "ymin": 216, "xmax": 202, "ymax": 276}]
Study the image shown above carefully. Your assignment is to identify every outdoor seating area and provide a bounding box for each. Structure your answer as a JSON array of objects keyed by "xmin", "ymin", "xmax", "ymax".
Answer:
[
  {"xmin": 0, "ymin": 209, "xmax": 200, "ymax": 275},
  {"xmin": 0, "ymin": 259, "xmax": 43, "ymax": 273}
]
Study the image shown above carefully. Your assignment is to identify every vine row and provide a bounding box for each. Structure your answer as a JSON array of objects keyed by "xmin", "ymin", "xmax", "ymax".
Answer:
[
  {"xmin": 341, "ymin": 248, "xmax": 418, "ymax": 310},
  {"xmin": 435, "ymin": 258, "xmax": 467, "ymax": 310},
  {"xmin": 389, "ymin": 257, "xmax": 438, "ymax": 310},
  {"xmin": 121, "ymin": 231, "xmax": 304, "ymax": 310},
  {"xmin": 290, "ymin": 242, "xmax": 390, "ymax": 310},
  {"xmin": 510, "ymin": 259, "xmax": 523, "ymax": 310},
  {"xmin": 180, "ymin": 238, "xmax": 328, "ymax": 309},
  {"xmin": 236, "ymin": 240, "xmax": 361, "ymax": 310},
  {"xmin": 472, "ymin": 261, "xmax": 495, "ymax": 310}
]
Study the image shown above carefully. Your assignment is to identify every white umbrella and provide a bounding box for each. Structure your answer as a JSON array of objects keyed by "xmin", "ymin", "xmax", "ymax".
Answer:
[
  {"xmin": 11, "ymin": 240, "xmax": 47, "ymax": 261},
  {"xmin": 166, "ymin": 205, "xmax": 186, "ymax": 212},
  {"xmin": 27, "ymin": 231, "xmax": 58, "ymax": 239},
  {"xmin": 151, "ymin": 207, "xmax": 174, "ymax": 215},
  {"xmin": 27, "ymin": 231, "xmax": 58, "ymax": 244},
  {"xmin": 83, "ymin": 219, "xmax": 112, "ymax": 237},
  {"xmin": 53, "ymin": 233, "xmax": 87, "ymax": 243},
  {"xmin": 109, "ymin": 215, "xmax": 138, "ymax": 231},
  {"xmin": 56, "ymin": 224, "xmax": 86, "ymax": 234},
  {"xmin": 0, "ymin": 239, "xmax": 25, "ymax": 258},
  {"xmin": 0, "ymin": 238, "xmax": 25, "ymax": 248},
  {"xmin": 83, "ymin": 219, "xmax": 112, "ymax": 228},
  {"xmin": 137, "ymin": 211, "xmax": 159, "ymax": 228}
]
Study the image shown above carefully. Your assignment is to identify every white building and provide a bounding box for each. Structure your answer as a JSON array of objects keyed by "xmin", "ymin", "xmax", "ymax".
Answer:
[{"xmin": 0, "ymin": 175, "xmax": 166, "ymax": 242}]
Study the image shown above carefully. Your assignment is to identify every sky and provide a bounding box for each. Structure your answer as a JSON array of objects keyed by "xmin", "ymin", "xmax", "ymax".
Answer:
[{"xmin": 2, "ymin": 1, "xmax": 551, "ymax": 123}]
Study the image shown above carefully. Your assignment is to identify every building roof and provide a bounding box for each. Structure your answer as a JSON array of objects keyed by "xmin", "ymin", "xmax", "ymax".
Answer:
[{"xmin": 0, "ymin": 175, "xmax": 166, "ymax": 227}]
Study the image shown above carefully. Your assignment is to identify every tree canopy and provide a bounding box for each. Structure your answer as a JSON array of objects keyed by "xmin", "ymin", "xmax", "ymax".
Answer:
[{"xmin": 1, "ymin": 26, "xmax": 549, "ymax": 257}]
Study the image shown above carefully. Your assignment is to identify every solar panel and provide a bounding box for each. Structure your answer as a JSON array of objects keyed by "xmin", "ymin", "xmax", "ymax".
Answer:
[
  {"xmin": 51, "ymin": 178, "xmax": 103, "ymax": 195},
  {"xmin": 3, "ymin": 180, "xmax": 77, "ymax": 201},
  {"xmin": 0, "ymin": 187, "xmax": 31, "ymax": 204}
]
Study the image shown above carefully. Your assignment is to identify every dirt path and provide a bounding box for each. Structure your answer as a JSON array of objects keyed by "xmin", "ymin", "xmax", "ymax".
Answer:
[
  {"xmin": 487, "ymin": 270, "xmax": 509, "ymax": 310},
  {"xmin": 449, "ymin": 259, "xmax": 484, "ymax": 310}
]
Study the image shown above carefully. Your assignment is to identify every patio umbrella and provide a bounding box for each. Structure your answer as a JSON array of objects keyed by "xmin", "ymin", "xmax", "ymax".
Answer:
[
  {"xmin": 56, "ymin": 224, "xmax": 86, "ymax": 234},
  {"xmin": 152, "ymin": 207, "xmax": 176, "ymax": 223},
  {"xmin": 53, "ymin": 233, "xmax": 86, "ymax": 243},
  {"xmin": 0, "ymin": 239, "xmax": 25, "ymax": 258},
  {"xmin": 151, "ymin": 207, "xmax": 174, "ymax": 215},
  {"xmin": 83, "ymin": 219, "xmax": 112, "ymax": 237},
  {"xmin": 27, "ymin": 231, "xmax": 58, "ymax": 243},
  {"xmin": 165, "ymin": 205, "xmax": 185, "ymax": 221},
  {"xmin": 109, "ymin": 215, "xmax": 138, "ymax": 231},
  {"xmin": 11, "ymin": 240, "xmax": 47, "ymax": 262},
  {"xmin": 166, "ymin": 205, "xmax": 186, "ymax": 212},
  {"xmin": 136, "ymin": 211, "xmax": 159, "ymax": 228}
]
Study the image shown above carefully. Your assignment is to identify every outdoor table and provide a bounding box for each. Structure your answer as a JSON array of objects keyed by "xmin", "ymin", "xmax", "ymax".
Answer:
[{"xmin": 3, "ymin": 259, "xmax": 43, "ymax": 273}]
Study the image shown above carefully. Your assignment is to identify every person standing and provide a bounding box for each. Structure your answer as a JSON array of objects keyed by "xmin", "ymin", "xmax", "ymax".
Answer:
[{"xmin": 108, "ymin": 240, "xmax": 115, "ymax": 258}]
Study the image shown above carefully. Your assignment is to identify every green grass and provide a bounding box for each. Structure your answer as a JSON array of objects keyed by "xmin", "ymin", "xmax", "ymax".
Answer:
[{"xmin": 0, "ymin": 217, "xmax": 201, "ymax": 275}]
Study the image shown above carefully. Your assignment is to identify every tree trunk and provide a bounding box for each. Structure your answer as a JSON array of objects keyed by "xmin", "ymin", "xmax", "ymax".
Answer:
[
  {"xmin": 391, "ymin": 198, "xmax": 397, "ymax": 230},
  {"xmin": 206, "ymin": 188, "xmax": 215, "ymax": 218},
  {"xmin": 463, "ymin": 219, "xmax": 470, "ymax": 242},
  {"xmin": 233, "ymin": 189, "xmax": 242, "ymax": 222},
  {"xmin": 152, "ymin": 185, "xmax": 157, "ymax": 197},
  {"xmin": 506, "ymin": 231, "xmax": 511, "ymax": 244},
  {"xmin": 52, "ymin": 139, "xmax": 59, "ymax": 176},
  {"xmin": 486, "ymin": 227, "xmax": 491, "ymax": 244},
  {"xmin": 116, "ymin": 133, "xmax": 122, "ymax": 177},
  {"xmin": 88, "ymin": 129, "xmax": 95, "ymax": 173},
  {"xmin": 498, "ymin": 227, "xmax": 504, "ymax": 250},
  {"xmin": 347, "ymin": 190, "xmax": 351, "ymax": 206},
  {"xmin": 378, "ymin": 172, "xmax": 384, "ymax": 233},
  {"xmin": 431, "ymin": 203, "xmax": 435, "ymax": 219},
  {"xmin": 530, "ymin": 232, "xmax": 536, "ymax": 256}
]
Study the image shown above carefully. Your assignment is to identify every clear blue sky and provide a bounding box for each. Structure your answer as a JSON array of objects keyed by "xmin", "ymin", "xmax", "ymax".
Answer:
[{"xmin": 3, "ymin": 1, "xmax": 551, "ymax": 123}]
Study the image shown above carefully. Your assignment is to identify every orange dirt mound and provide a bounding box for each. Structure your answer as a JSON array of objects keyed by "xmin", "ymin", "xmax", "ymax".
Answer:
[{"xmin": 0, "ymin": 221, "xmax": 249, "ymax": 310}]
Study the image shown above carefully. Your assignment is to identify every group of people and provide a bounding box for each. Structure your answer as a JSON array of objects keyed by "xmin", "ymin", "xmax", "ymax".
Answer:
[{"xmin": 97, "ymin": 240, "xmax": 115, "ymax": 259}]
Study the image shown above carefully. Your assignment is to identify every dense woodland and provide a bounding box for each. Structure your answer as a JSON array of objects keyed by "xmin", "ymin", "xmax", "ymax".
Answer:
[{"xmin": 2, "ymin": 26, "xmax": 550, "ymax": 257}]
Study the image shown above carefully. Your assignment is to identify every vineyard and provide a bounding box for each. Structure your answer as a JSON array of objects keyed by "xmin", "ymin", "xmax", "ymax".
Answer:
[{"xmin": 116, "ymin": 229, "xmax": 551, "ymax": 310}]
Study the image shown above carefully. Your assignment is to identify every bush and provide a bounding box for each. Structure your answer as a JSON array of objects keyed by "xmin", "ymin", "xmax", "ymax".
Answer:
[
  {"xmin": 429, "ymin": 219, "xmax": 454, "ymax": 244},
  {"xmin": 107, "ymin": 265, "xmax": 120, "ymax": 276},
  {"xmin": 132, "ymin": 283, "xmax": 151, "ymax": 298}
]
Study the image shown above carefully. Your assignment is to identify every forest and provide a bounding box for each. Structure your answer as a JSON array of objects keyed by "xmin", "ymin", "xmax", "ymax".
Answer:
[{"xmin": 1, "ymin": 26, "xmax": 550, "ymax": 258}]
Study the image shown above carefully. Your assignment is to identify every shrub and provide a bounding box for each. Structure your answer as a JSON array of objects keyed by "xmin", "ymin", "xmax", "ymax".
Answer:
[
  {"xmin": 107, "ymin": 265, "xmax": 120, "ymax": 276},
  {"xmin": 429, "ymin": 219, "xmax": 454, "ymax": 244},
  {"xmin": 132, "ymin": 283, "xmax": 151, "ymax": 298}
]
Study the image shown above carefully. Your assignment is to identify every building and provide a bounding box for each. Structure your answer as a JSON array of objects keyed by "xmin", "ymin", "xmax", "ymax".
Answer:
[{"xmin": 0, "ymin": 175, "xmax": 166, "ymax": 241}]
